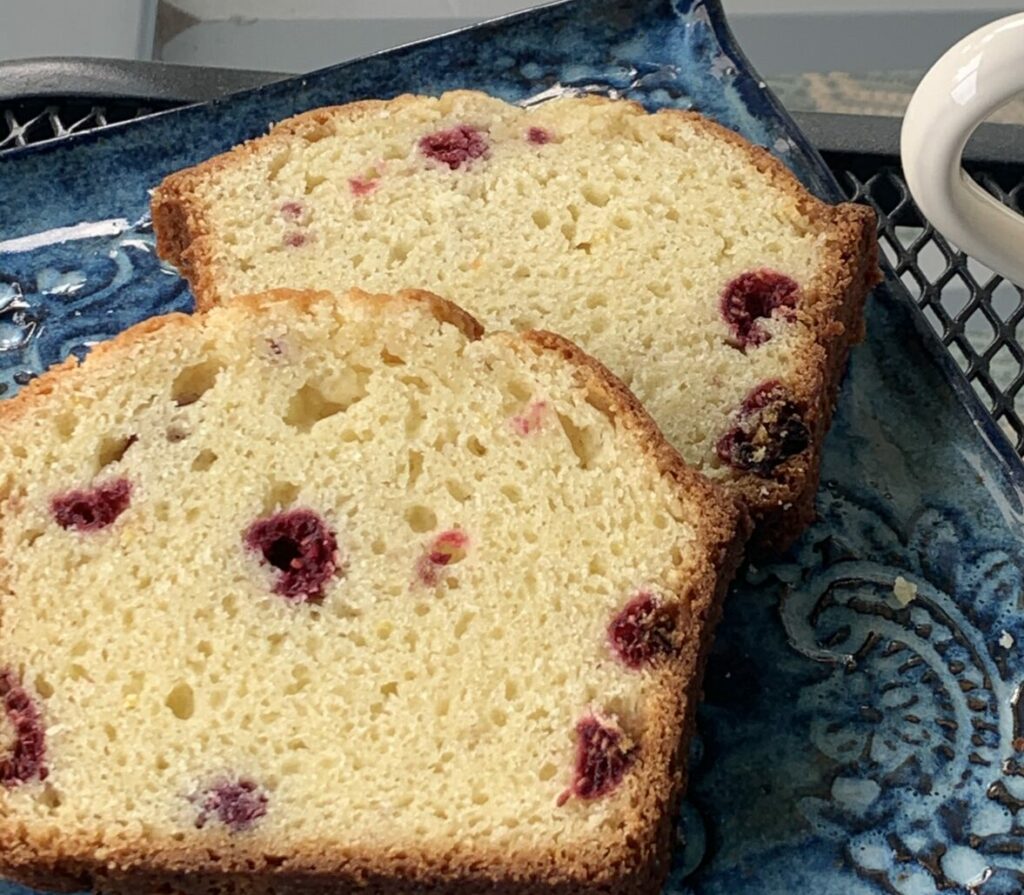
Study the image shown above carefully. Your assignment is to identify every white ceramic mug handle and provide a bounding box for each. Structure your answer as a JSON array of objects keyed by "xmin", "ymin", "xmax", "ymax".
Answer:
[{"xmin": 901, "ymin": 13, "xmax": 1024, "ymax": 286}]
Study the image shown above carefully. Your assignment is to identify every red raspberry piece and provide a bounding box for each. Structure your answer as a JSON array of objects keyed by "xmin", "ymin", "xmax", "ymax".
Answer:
[
  {"xmin": 511, "ymin": 401, "xmax": 547, "ymax": 436},
  {"xmin": 348, "ymin": 176, "xmax": 379, "ymax": 196},
  {"xmin": 245, "ymin": 509, "xmax": 340, "ymax": 603},
  {"xmin": 415, "ymin": 529, "xmax": 469, "ymax": 587},
  {"xmin": 720, "ymin": 269, "xmax": 799, "ymax": 349},
  {"xmin": 51, "ymin": 478, "xmax": 132, "ymax": 531},
  {"xmin": 419, "ymin": 125, "xmax": 489, "ymax": 170},
  {"xmin": 194, "ymin": 776, "xmax": 268, "ymax": 832},
  {"xmin": 608, "ymin": 592, "xmax": 678, "ymax": 669},
  {"xmin": 558, "ymin": 715, "xmax": 636, "ymax": 805},
  {"xmin": 716, "ymin": 380, "xmax": 809, "ymax": 475},
  {"xmin": 283, "ymin": 231, "xmax": 308, "ymax": 247},
  {"xmin": 279, "ymin": 201, "xmax": 304, "ymax": 221},
  {"xmin": 527, "ymin": 127, "xmax": 554, "ymax": 145},
  {"xmin": 0, "ymin": 668, "xmax": 47, "ymax": 787}
]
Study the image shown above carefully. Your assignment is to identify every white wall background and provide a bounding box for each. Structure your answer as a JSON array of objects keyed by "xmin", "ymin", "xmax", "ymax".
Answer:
[
  {"xmin": 154, "ymin": 1, "xmax": 1024, "ymax": 76},
  {"xmin": 165, "ymin": 0, "xmax": 1024, "ymax": 16}
]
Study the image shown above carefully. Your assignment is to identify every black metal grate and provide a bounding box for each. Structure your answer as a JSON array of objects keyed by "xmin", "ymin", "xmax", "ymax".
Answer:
[
  {"xmin": 0, "ymin": 99, "xmax": 178, "ymax": 150},
  {"xmin": 829, "ymin": 159, "xmax": 1024, "ymax": 451},
  {"xmin": 4, "ymin": 101, "xmax": 1024, "ymax": 452}
]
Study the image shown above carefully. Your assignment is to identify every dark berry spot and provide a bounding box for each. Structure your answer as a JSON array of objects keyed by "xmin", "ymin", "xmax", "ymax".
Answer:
[
  {"xmin": 608, "ymin": 592, "xmax": 678, "ymax": 669},
  {"xmin": 245, "ymin": 509, "xmax": 340, "ymax": 603},
  {"xmin": 419, "ymin": 125, "xmax": 489, "ymax": 170},
  {"xmin": 0, "ymin": 668, "xmax": 47, "ymax": 788},
  {"xmin": 415, "ymin": 529, "xmax": 469, "ymax": 586},
  {"xmin": 558, "ymin": 715, "xmax": 636, "ymax": 805},
  {"xmin": 52, "ymin": 479, "xmax": 132, "ymax": 531},
  {"xmin": 720, "ymin": 269, "xmax": 799, "ymax": 349},
  {"xmin": 716, "ymin": 380, "xmax": 809, "ymax": 475},
  {"xmin": 527, "ymin": 127, "xmax": 554, "ymax": 145},
  {"xmin": 511, "ymin": 401, "xmax": 547, "ymax": 436},
  {"xmin": 348, "ymin": 176, "xmax": 379, "ymax": 196},
  {"xmin": 283, "ymin": 231, "xmax": 308, "ymax": 248},
  {"xmin": 279, "ymin": 201, "xmax": 304, "ymax": 222},
  {"xmin": 194, "ymin": 776, "xmax": 268, "ymax": 832}
]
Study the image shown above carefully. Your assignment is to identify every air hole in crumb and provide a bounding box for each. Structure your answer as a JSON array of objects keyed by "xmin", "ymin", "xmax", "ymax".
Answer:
[
  {"xmin": 405, "ymin": 505, "xmax": 437, "ymax": 533},
  {"xmin": 165, "ymin": 682, "xmax": 195, "ymax": 720},
  {"xmin": 380, "ymin": 348, "xmax": 406, "ymax": 366},
  {"xmin": 191, "ymin": 450, "xmax": 218, "ymax": 472},
  {"xmin": 582, "ymin": 184, "xmax": 610, "ymax": 207},
  {"xmin": 466, "ymin": 436, "xmax": 487, "ymax": 457},
  {"xmin": 389, "ymin": 242, "xmax": 412, "ymax": 264},
  {"xmin": 37, "ymin": 783, "xmax": 62, "ymax": 809},
  {"xmin": 501, "ymin": 485, "xmax": 523, "ymax": 504},
  {"xmin": 264, "ymin": 481, "xmax": 301, "ymax": 512},
  {"xmin": 445, "ymin": 480, "xmax": 473, "ymax": 503},
  {"xmin": 284, "ymin": 384, "xmax": 347, "ymax": 432},
  {"xmin": 408, "ymin": 451, "xmax": 424, "ymax": 487},
  {"xmin": 532, "ymin": 209, "xmax": 551, "ymax": 230},
  {"xmin": 454, "ymin": 612, "xmax": 475, "ymax": 638},
  {"xmin": 557, "ymin": 413, "xmax": 601, "ymax": 469},
  {"xmin": 304, "ymin": 172, "xmax": 326, "ymax": 193},
  {"xmin": 166, "ymin": 426, "xmax": 189, "ymax": 444},
  {"xmin": 507, "ymin": 380, "xmax": 532, "ymax": 402},
  {"xmin": 538, "ymin": 763, "xmax": 558, "ymax": 781},
  {"xmin": 96, "ymin": 434, "xmax": 136, "ymax": 469},
  {"xmin": 54, "ymin": 410, "xmax": 77, "ymax": 440},
  {"xmin": 371, "ymin": 538, "xmax": 387, "ymax": 555},
  {"xmin": 171, "ymin": 360, "xmax": 224, "ymax": 407}
]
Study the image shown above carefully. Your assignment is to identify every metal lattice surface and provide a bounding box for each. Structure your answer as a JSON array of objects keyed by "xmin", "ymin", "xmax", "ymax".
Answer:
[
  {"xmin": 4, "ymin": 101, "xmax": 1024, "ymax": 452},
  {"xmin": 0, "ymin": 99, "xmax": 176, "ymax": 150},
  {"xmin": 834, "ymin": 162, "xmax": 1024, "ymax": 451}
]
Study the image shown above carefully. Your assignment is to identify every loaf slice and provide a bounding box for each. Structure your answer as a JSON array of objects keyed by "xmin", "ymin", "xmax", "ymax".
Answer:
[
  {"xmin": 152, "ymin": 90, "xmax": 879, "ymax": 550},
  {"xmin": 0, "ymin": 288, "xmax": 746, "ymax": 895}
]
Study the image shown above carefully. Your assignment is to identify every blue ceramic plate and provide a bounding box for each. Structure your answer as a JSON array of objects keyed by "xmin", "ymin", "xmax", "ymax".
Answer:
[{"xmin": 3, "ymin": 2, "xmax": 1024, "ymax": 892}]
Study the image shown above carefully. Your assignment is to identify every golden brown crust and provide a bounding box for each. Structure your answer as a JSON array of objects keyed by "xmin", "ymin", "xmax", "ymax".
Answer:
[
  {"xmin": 149, "ymin": 90, "xmax": 878, "ymax": 553},
  {"xmin": 0, "ymin": 289, "xmax": 747, "ymax": 895}
]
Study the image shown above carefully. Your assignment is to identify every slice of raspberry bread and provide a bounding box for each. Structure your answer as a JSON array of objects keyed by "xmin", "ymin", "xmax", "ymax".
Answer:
[
  {"xmin": 0, "ymin": 288, "xmax": 746, "ymax": 895},
  {"xmin": 152, "ymin": 90, "xmax": 879, "ymax": 550}
]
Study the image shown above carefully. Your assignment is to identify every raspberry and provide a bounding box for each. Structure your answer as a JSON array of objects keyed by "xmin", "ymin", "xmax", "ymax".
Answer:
[
  {"xmin": 558, "ymin": 715, "xmax": 636, "ymax": 805},
  {"xmin": 419, "ymin": 125, "xmax": 489, "ymax": 170},
  {"xmin": 527, "ymin": 127, "xmax": 554, "ymax": 145},
  {"xmin": 511, "ymin": 401, "xmax": 547, "ymax": 436},
  {"xmin": 720, "ymin": 269, "xmax": 799, "ymax": 349},
  {"xmin": 52, "ymin": 478, "xmax": 132, "ymax": 531},
  {"xmin": 716, "ymin": 380, "xmax": 809, "ymax": 475},
  {"xmin": 608, "ymin": 592, "xmax": 678, "ymax": 668},
  {"xmin": 245, "ymin": 509, "xmax": 340, "ymax": 602},
  {"xmin": 279, "ymin": 201, "xmax": 304, "ymax": 222},
  {"xmin": 348, "ymin": 176, "xmax": 378, "ymax": 196},
  {"xmin": 283, "ymin": 232, "xmax": 308, "ymax": 247},
  {"xmin": 194, "ymin": 776, "xmax": 267, "ymax": 832},
  {"xmin": 415, "ymin": 529, "xmax": 469, "ymax": 586},
  {"xmin": 0, "ymin": 669, "xmax": 47, "ymax": 787}
]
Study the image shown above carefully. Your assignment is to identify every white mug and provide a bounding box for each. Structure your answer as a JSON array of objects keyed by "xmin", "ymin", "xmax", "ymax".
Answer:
[{"xmin": 901, "ymin": 12, "xmax": 1024, "ymax": 286}]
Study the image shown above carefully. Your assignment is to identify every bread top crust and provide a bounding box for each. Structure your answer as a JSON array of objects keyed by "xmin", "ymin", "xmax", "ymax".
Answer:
[
  {"xmin": 0, "ymin": 287, "xmax": 747, "ymax": 893},
  {"xmin": 150, "ymin": 91, "xmax": 879, "ymax": 549}
]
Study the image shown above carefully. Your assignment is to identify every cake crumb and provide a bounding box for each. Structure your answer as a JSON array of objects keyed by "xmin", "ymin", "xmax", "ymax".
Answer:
[
  {"xmin": 893, "ymin": 576, "xmax": 917, "ymax": 606},
  {"xmin": 1000, "ymin": 630, "xmax": 1015, "ymax": 650}
]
